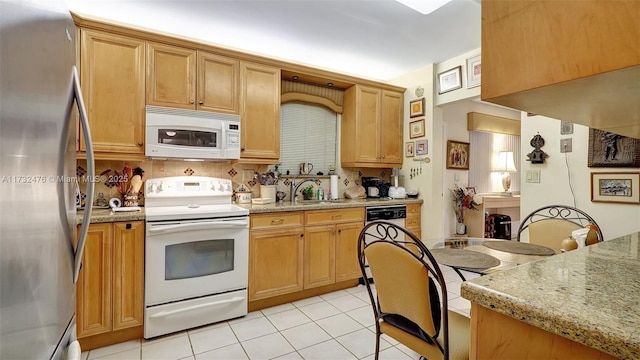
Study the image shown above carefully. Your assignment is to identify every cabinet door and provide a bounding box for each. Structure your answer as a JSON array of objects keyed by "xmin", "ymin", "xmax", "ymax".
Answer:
[
  {"xmin": 249, "ymin": 228, "xmax": 303, "ymax": 300},
  {"xmin": 379, "ymin": 90, "xmax": 403, "ymax": 166},
  {"xmin": 112, "ymin": 222, "xmax": 144, "ymax": 331},
  {"xmin": 198, "ymin": 51, "xmax": 239, "ymax": 114},
  {"xmin": 355, "ymin": 86, "xmax": 381, "ymax": 163},
  {"xmin": 304, "ymin": 225, "xmax": 336, "ymax": 289},
  {"xmin": 76, "ymin": 223, "xmax": 113, "ymax": 338},
  {"xmin": 146, "ymin": 42, "xmax": 196, "ymax": 109},
  {"xmin": 80, "ymin": 30, "xmax": 145, "ymax": 155},
  {"xmin": 335, "ymin": 222, "xmax": 364, "ymax": 282},
  {"xmin": 240, "ymin": 62, "xmax": 280, "ymax": 162}
]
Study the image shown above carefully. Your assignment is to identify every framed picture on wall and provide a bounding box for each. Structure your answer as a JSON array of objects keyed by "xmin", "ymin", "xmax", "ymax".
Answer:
[
  {"xmin": 415, "ymin": 139, "xmax": 428, "ymax": 155},
  {"xmin": 437, "ymin": 66, "xmax": 462, "ymax": 94},
  {"xmin": 446, "ymin": 140, "xmax": 470, "ymax": 170},
  {"xmin": 588, "ymin": 128, "xmax": 640, "ymax": 167},
  {"xmin": 405, "ymin": 141, "xmax": 414, "ymax": 157},
  {"xmin": 409, "ymin": 98, "xmax": 425, "ymax": 118},
  {"xmin": 591, "ymin": 172, "xmax": 640, "ymax": 204},
  {"xmin": 466, "ymin": 55, "xmax": 481, "ymax": 88},
  {"xmin": 409, "ymin": 118, "xmax": 425, "ymax": 139}
]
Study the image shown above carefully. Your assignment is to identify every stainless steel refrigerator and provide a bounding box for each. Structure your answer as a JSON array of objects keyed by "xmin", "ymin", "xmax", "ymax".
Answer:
[{"xmin": 0, "ymin": 0, "xmax": 95, "ymax": 358}]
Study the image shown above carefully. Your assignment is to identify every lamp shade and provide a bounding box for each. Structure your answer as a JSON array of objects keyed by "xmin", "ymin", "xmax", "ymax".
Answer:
[{"xmin": 493, "ymin": 151, "xmax": 517, "ymax": 173}]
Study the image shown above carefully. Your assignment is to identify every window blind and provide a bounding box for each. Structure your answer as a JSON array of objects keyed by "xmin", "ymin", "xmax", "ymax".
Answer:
[{"xmin": 280, "ymin": 103, "xmax": 337, "ymax": 175}]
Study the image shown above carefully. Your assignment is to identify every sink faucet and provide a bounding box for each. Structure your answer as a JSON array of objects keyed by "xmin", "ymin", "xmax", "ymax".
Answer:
[{"xmin": 290, "ymin": 178, "xmax": 317, "ymax": 202}]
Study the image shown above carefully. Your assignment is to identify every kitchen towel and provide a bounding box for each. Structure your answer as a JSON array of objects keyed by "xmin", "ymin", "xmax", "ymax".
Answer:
[{"xmin": 330, "ymin": 175, "xmax": 338, "ymax": 200}]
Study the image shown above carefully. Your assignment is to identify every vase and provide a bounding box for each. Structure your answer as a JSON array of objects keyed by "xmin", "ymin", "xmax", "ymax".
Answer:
[{"xmin": 456, "ymin": 222, "xmax": 466, "ymax": 235}]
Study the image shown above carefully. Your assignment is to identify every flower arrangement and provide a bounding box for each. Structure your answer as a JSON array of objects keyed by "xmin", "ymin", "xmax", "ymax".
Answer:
[{"xmin": 450, "ymin": 185, "xmax": 480, "ymax": 223}]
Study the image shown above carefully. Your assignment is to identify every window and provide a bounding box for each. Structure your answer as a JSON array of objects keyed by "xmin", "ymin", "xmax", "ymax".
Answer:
[
  {"xmin": 279, "ymin": 102, "xmax": 337, "ymax": 175},
  {"xmin": 469, "ymin": 131, "xmax": 521, "ymax": 193}
]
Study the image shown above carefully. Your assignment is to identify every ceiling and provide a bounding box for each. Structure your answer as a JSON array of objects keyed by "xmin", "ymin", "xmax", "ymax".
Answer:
[{"xmin": 66, "ymin": 0, "xmax": 481, "ymax": 82}]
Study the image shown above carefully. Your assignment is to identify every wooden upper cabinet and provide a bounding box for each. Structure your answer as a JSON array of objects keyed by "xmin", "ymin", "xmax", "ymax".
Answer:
[
  {"xmin": 147, "ymin": 44, "xmax": 239, "ymax": 114},
  {"xmin": 80, "ymin": 29, "xmax": 145, "ymax": 158},
  {"xmin": 481, "ymin": 0, "xmax": 640, "ymax": 139},
  {"xmin": 239, "ymin": 61, "xmax": 281, "ymax": 162},
  {"xmin": 198, "ymin": 52, "xmax": 239, "ymax": 113},
  {"xmin": 380, "ymin": 90, "xmax": 403, "ymax": 164},
  {"xmin": 341, "ymin": 85, "xmax": 403, "ymax": 167},
  {"xmin": 146, "ymin": 42, "xmax": 196, "ymax": 109}
]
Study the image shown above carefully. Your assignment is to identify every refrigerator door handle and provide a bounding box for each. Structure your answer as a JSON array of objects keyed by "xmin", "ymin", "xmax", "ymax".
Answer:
[{"xmin": 72, "ymin": 65, "xmax": 95, "ymax": 284}]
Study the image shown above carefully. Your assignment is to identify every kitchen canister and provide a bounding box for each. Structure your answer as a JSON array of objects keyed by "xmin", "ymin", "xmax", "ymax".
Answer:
[
  {"xmin": 236, "ymin": 191, "xmax": 252, "ymax": 204},
  {"xmin": 260, "ymin": 185, "xmax": 276, "ymax": 204}
]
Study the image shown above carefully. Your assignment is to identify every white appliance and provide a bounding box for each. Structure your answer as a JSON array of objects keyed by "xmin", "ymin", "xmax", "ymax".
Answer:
[
  {"xmin": 144, "ymin": 176, "xmax": 250, "ymax": 338},
  {"xmin": 145, "ymin": 105, "xmax": 241, "ymax": 160},
  {"xmin": 1, "ymin": 0, "xmax": 95, "ymax": 358}
]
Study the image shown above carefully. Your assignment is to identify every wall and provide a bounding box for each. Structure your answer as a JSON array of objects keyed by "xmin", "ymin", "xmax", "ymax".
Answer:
[{"xmin": 520, "ymin": 115, "xmax": 640, "ymax": 240}]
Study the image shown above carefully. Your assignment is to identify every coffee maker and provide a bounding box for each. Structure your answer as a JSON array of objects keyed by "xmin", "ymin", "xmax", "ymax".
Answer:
[{"xmin": 361, "ymin": 177, "xmax": 381, "ymax": 198}]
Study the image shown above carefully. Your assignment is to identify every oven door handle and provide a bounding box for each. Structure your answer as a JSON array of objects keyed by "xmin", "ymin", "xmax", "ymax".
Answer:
[
  {"xmin": 147, "ymin": 220, "xmax": 248, "ymax": 234},
  {"xmin": 149, "ymin": 296, "xmax": 245, "ymax": 318}
]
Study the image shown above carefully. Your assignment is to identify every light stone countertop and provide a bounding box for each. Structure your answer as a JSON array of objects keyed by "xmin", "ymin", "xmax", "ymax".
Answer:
[
  {"xmin": 77, "ymin": 198, "xmax": 422, "ymax": 224},
  {"xmin": 460, "ymin": 231, "xmax": 640, "ymax": 359}
]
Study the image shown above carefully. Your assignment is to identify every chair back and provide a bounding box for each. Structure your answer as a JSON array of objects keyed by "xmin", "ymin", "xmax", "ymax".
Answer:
[
  {"xmin": 517, "ymin": 205, "xmax": 604, "ymax": 250},
  {"xmin": 358, "ymin": 221, "xmax": 450, "ymax": 358}
]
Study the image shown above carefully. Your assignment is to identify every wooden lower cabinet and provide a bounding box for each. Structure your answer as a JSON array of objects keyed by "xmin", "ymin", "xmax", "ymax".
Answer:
[
  {"xmin": 249, "ymin": 209, "xmax": 364, "ymax": 303},
  {"xmin": 249, "ymin": 213, "xmax": 304, "ymax": 301},
  {"xmin": 405, "ymin": 203, "xmax": 422, "ymax": 239},
  {"xmin": 76, "ymin": 221, "xmax": 144, "ymax": 350}
]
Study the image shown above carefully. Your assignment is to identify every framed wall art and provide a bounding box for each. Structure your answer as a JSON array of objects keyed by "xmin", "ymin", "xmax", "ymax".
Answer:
[
  {"xmin": 409, "ymin": 118, "xmax": 425, "ymax": 139},
  {"xmin": 591, "ymin": 172, "xmax": 640, "ymax": 204},
  {"xmin": 410, "ymin": 98, "xmax": 425, "ymax": 118},
  {"xmin": 466, "ymin": 55, "xmax": 481, "ymax": 88},
  {"xmin": 415, "ymin": 139, "xmax": 428, "ymax": 155},
  {"xmin": 446, "ymin": 140, "xmax": 470, "ymax": 170},
  {"xmin": 405, "ymin": 141, "xmax": 415, "ymax": 157},
  {"xmin": 588, "ymin": 128, "xmax": 640, "ymax": 167},
  {"xmin": 438, "ymin": 66, "xmax": 462, "ymax": 94}
]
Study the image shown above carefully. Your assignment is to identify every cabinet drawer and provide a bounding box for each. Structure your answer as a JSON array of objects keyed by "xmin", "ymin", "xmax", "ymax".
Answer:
[
  {"xmin": 305, "ymin": 208, "xmax": 364, "ymax": 225},
  {"xmin": 406, "ymin": 204, "xmax": 421, "ymax": 217},
  {"xmin": 406, "ymin": 217, "xmax": 420, "ymax": 229},
  {"xmin": 251, "ymin": 212, "xmax": 303, "ymax": 230}
]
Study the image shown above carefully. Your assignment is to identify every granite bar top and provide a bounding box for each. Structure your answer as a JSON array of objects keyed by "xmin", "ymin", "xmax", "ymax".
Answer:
[
  {"xmin": 78, "ymin": 198, "xmax": 422, "ymax": 223},
  {"xmin": 461, "ymin": 232, "xmax": 640, "ymax": 359}
]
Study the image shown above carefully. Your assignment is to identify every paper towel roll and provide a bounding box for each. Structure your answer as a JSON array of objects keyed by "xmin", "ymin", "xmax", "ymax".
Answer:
[{"xmin": 330, "ymin": 175, "xmax": 339, "ymax": 200}]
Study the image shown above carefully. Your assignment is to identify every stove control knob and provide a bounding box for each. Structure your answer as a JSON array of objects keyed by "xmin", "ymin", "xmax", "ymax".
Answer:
[
  {"xmin": 157, "ymin": 182, "xmax": 164, "ymax": 192},
  {"xmin": 148, "ymin": 183, "xmax": 157, "ymax": 193},
  {"xmin": 217, "ymin": 182, "xmax": 224, "ymax": 192},
  {"xmin": 225, "ymin": 183, "xmax": 232, "ymax": 192}
]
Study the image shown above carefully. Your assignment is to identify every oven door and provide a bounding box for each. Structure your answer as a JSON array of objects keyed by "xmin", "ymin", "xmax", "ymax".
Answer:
[{"xmin": 145, "ymin": 217, "xmax": 249, "ymax": 305}]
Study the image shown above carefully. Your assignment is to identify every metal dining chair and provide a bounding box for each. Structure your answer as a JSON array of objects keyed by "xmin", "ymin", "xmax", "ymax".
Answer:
[
  {"xmin": 517, "ymin": 205, "xmax": 604, "ymax": 251},
  {"xmin": 358, "ymin": 221, "xmax": 469, "ymax": 360}
]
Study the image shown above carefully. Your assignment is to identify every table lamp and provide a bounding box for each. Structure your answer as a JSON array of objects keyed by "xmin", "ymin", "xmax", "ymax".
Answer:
[{"xmin": 493, "ymin": 151, "xmax": 517, "ymax": 195}]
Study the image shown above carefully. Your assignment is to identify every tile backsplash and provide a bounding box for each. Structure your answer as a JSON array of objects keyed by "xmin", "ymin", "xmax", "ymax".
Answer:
[{"xmin": 76, "ymin": 159, "xmax": 390, "ymax": 207}]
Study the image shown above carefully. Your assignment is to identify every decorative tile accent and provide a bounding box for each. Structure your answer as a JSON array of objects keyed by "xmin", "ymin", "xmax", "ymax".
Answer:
[
  {"xmin": 380, "ymin": 171, "xmax": 386, "ymax": 178},
  {"xmin": 228, "ymin": 168, "xmax": 237, "ymax": 177},
  {"xmin": 343, "ymin": 178, "xmax": 350, "ymax": 186},
  {"xmin": 76, "ymin": 166, "xmax": 86, "ymax": 177},
  {"xmin": 358, "ymin": 170, "xmax": 363, "ymax": 178},
  {"xmin": 248, "ymin": 180, "xmax": 256, "ymax": 188},
  {"xmin": 315, "ymin": 179, "xmax": 322, "ymax": 186},
  {"xmin": 283, "ymin": 179, "xmax": 291, "ymax": 186},
  {"xmin": 184, "ymin": 167, "xmax": 194, "ymax": 176}
]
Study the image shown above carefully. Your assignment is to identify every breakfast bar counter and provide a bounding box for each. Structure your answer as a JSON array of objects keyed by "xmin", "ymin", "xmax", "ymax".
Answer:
[{"xmin": 461, "ymin": 232, "xmax": 640, "ymax": 359}]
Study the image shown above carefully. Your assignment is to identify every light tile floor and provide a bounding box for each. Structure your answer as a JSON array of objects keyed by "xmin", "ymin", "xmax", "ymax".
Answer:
[{"xmin": 81, "ymin": 267, "xmax": 479, "ymax": 360}]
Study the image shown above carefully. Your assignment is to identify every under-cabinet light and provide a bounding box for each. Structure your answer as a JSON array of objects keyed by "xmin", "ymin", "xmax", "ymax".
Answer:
[{"xmin": 395, "ymin": 0, "xmax": 453, "ymax": 15}]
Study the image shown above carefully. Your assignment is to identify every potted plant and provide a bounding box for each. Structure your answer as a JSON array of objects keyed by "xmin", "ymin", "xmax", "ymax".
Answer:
[{"xmin": 302, "ymin": 185, "xmax": 315, "ymax": 200}]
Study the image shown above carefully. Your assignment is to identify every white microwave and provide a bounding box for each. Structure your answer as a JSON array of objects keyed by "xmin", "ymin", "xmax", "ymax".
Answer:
[{"xmin": 145, "ymin": 106, "xmax": 240, "ymax": 160}]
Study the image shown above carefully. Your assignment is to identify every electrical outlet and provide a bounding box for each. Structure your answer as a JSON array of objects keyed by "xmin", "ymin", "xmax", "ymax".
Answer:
[{"xmin": 560, "ymin": 138, "xmax": 572, "ymax": 153}]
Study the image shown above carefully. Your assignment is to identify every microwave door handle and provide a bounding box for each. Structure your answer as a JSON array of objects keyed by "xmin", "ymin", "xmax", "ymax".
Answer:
[
  {"xmin": 147, "ymin": 220, "xmax": 248, "ymax": 234},
  {"xmin": 73, "ymin": 65, "xmax": 95, "ymax": 284}
]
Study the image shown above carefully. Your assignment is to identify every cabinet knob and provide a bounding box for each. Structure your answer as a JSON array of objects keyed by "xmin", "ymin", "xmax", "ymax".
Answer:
[
  {"xmin": 199, "ymin": 100, "xmax": 204, "ymax": 105},
  {"xmin": 241, "ymin": 148, "xmax": 245, "ymax": 152},
  {"xmin": 190, "ymin": 100, "xmax": 195, "ymax": 104},
  {"xmin": 137, "ymin": 142, "xmax": 143, "ymax": 147},
  {"xmin": 300, "ymin": 234, "xmax": 304, "ymax": 238}
]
